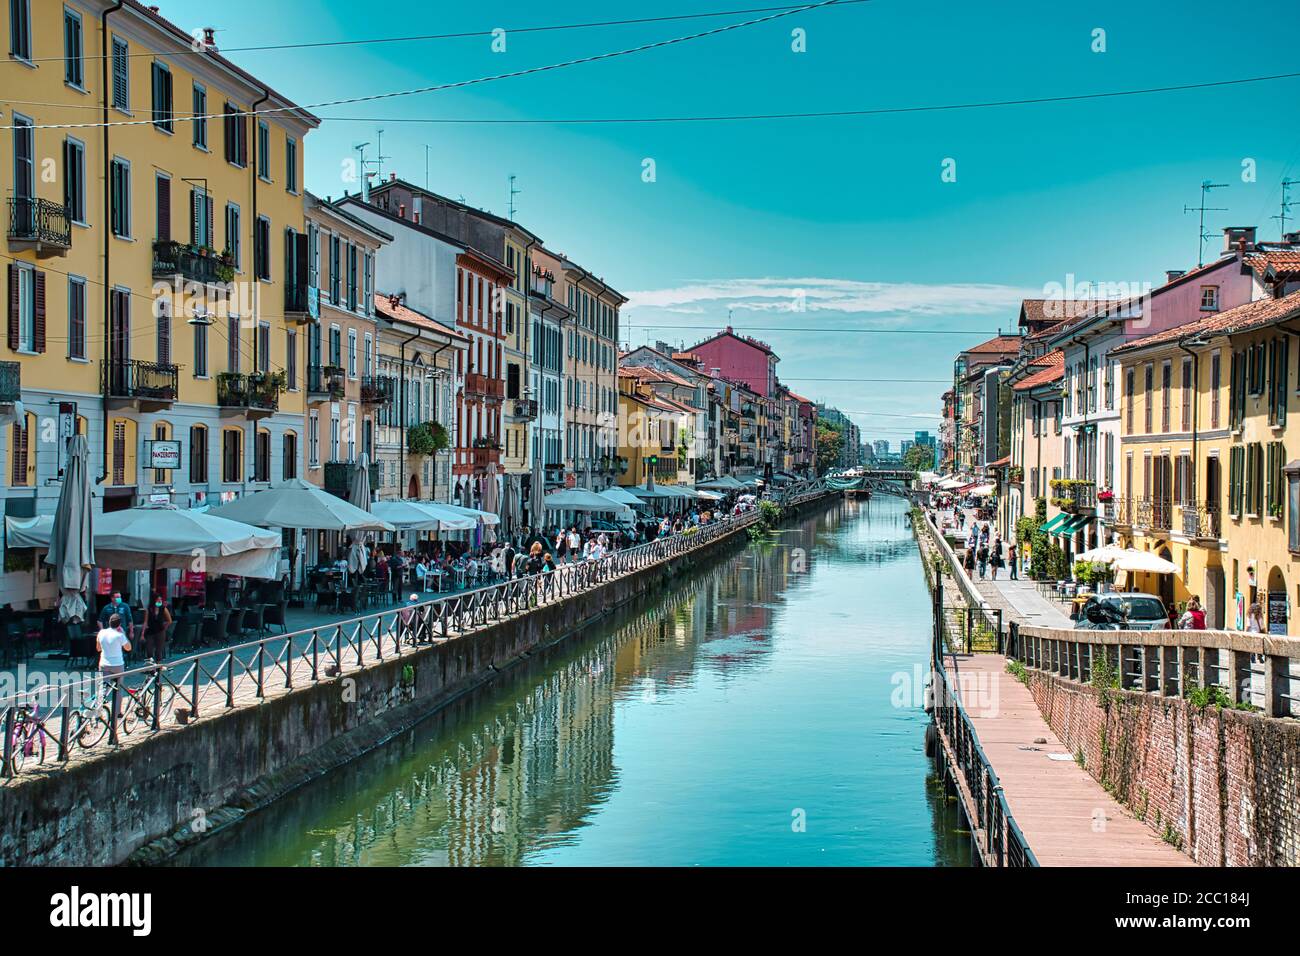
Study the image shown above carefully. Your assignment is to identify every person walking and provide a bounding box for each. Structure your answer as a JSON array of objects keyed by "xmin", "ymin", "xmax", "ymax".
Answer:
[
  {"xmin": 1007, "ymin": 542, "xmax": 1018, "ymax": 580},
  {"xmin": 963, "ymin": 545, "xmax": 976, "ymax": 576},
  {"xmin": 140, "ymin": 592, "xmax": 172, "ymax": 663},
  {"xmin": 976, "ymin": 542, "xmax": 989, "ymax": 580},
  {"xmin": 989, "ymin": 540, "xmax": 1004, "ymax": 580},
  {"xmin": 97, "ymin": 591, "xmax": 135, "ymax": 642}
]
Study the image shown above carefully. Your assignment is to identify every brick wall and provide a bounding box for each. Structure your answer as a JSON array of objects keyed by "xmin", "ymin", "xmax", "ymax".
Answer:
[{"xmin": 1024, "ymin": 671, "xmax": 1300, "ymax": 865}]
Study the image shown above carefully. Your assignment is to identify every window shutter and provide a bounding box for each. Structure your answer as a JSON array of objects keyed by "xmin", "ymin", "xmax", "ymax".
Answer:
[
  {"xmin": 189, "ymin": 188, "xmax": 199, "ymax": 244},
  {"xmin": 156, "ymin": 176, "xmax": 170, "ymax": 242},
  {"xmin": 238, "ymin": 114, "xmax": 247, "ymax": 167},
  {"xmin": 205, "ymin": 195, "xmax": 214, "ymax": 248},
  {"xmin": 33, "ymin": 271, "xmax": 45, "ymax": 353},
  {"xmin": 7, "ymin": 265, "xmax": 18, "ymax": 351}
]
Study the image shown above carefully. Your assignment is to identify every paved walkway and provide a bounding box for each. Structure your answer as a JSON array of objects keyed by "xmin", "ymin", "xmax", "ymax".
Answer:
[
  {"xmin": 944, "ymin": 651, "xmax": 1193, "ymax": 866},
  {"xmin": 973, "ymin": 577, "xmax": 1074, "ymax": 629}
]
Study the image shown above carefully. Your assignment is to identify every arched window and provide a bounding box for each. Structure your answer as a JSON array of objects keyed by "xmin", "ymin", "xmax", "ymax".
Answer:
[
  {"xmin": 283, "ymin": 431, "xmax": 297, "ymax": 481},
  {"xmin": 152, "ymin": 421, "xmax": 172, "ymax": 484},
  {"xmin": 254, "ymin": 428, "xmax": 271, "ymax": 483},
  {"xmin": 190, "ymin": 424, "xmax": 208, "ymax": 484}
]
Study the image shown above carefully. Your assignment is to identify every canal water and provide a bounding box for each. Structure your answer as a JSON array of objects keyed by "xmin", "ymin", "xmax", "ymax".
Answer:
[{"xmin": 176, "ymin": 497, "xmax": 971, "ymax": 866}]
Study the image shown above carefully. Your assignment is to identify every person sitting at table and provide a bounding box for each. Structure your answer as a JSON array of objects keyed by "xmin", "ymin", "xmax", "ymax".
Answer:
[{"xmin": 414, "ymin": 556, "xmax": 430, "ymax": 591}]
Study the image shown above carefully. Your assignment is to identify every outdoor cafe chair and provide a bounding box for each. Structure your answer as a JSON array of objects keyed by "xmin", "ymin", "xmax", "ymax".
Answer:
[
  {"xmin": 264, "ymin": 600, "xmax": 289, "ymax": 635},
  {"xmin": 225, "ymin": 608, "xmax": 246, "ymax": 643},
  {"xmin": 243, "ymin": 604, "xmax": 266, "ymax": 639},
  {"xmin": 316, "ymin": 585, "xmax": 338, "ymax": 613},
  {"xmin": 202, "ymin": 609, "xmax": 230, "ymax": 647}
]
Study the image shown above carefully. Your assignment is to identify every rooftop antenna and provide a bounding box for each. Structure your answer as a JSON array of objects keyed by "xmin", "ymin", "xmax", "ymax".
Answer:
[
  {"xmin": 1184, "ymin": 180, "xmax": 1229, "ymax": 267},
  {"xmin": 354, "ymin": 142, "xmax": 371, "ymax": 200},
  {"xmin": 375, "ymin": 129, "xmax": 391, "ymax": 181},
  {"xmin": 508, "ymin": 174, "xmax": 521, "ymax": 220},
  {"xmin": 424, "ymin": 144, "xmax": 432, "ymax": 190},
  {"xmin": 1272, "ymin": 178, "xmax": 1298, "ymax": 238}
]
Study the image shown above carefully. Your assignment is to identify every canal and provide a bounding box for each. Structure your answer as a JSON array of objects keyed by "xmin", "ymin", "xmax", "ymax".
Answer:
[{"xmin": 176, "ymin": 496, "xmax": 971, "ymax": 866}]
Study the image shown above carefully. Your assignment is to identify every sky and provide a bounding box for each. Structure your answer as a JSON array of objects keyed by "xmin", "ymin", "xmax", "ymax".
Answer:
[{"xmin": 157, "ymin": 0, "xmax": 1300, "ymax": 447}]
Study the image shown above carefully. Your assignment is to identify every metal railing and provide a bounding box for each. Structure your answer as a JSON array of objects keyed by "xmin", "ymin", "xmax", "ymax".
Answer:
[
  {"xmin": 360, "ymin": 376, "xmax": 394, "ymax": 405},
  {"xmin": 101, "ymin": 359, "xmax": 178, "ymax": 403},
  {"xmin": 216, "ymin": 372, "xmax": 280, "ymax": 413},
  {"xmin": 7, "ymin": 197, "xmax": 71, "ymax": 248},
  {"xmin": 1008, "ymin": 621, "xmax": 1300, "ymax": 719},
  {"xmin": 306, "ymin": 364, "xmax": 345, "ymax": 399},
  {"xmin": 152, "ymin": 240, "xmax": 228, "ymax": 285},
  {"xmin": 0, "ymin": 360, "xmax": 19, "ymax": 403},
  {"xmin": 1134, "ymin": 496, "xmax": 1172, "ymax": 532},
  {"xmin": 931, "ymin": 625, "xmax": 1037, "ymax": 867},
  {"xmin": 0, "ymin": 485, "xmax": 834, "ymax": 777},
  {"xmin": 1180, "ymin": 501, "xmax": 1221, "ymax": 540}
]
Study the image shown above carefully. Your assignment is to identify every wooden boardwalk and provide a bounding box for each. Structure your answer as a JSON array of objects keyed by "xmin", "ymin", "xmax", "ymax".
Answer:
[{"xmin": 942, "ymin": 651, "xmax": 1192, "ymax": 866}]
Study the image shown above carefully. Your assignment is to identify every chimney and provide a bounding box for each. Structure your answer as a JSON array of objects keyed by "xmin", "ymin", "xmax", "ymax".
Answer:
[
  {"xmin": 389, "ymin": 172, "xmax": 396, "ymax": 182},
  {"xmin": 1164, "ymin": 269, "xmax": 1185, "ymax": 284},
  {"xmin": 388, "ymin": 294, "xmax": 401, "ymax": 310},
  {"xmin": 1223, "ymin": 225, "xmax": 1257, "ymax": 254},
  {"xmin": 202, "ymin": 27, "xmax": 217, "ymax": 51},
  {"xmin": 1284, "ymin": 231, "xmax": 1300, "ymax": 248},
  {"xmin": 398, "ymin": 203, "xmax": 406, "ymax": 220}
]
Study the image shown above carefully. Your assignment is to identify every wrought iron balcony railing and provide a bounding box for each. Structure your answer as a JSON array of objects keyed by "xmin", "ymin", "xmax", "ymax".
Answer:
[
  {"xmin": 285, "ymin": 282, "xmax": 319, "ymax": 320},
  {"xmin": 1180, "ymin": 501, "xmax": 1222, "ymax": 541},
  {"xmin": 464, "ymin": 372, "xmax": 504, "ymax": 399},
  {"xmin": 306, "ymin": 364, "xmax": 345, "ymax": 400},
  {"xmin": 7, "ymin": 197, "xmax": 71, "ymax": 252},
  {"xmin": 101, "ymin": 359, "xmax": 178, "ymax": 404},
  {"xmin": 1134, "ymin": 496, "xmax": 1173, "ymax": 532},
  {"xmin": 360, "ymin": 376, "xmax": 394, "ymax": 405},
  {"xmin": 152, "ymin": 240, "xmax": 231, "ymax": 285},
  {"xmin": 509, "ymin": 398, "xmax": 538, "ymax": 420},
  {"xmin": 216, "ymin": 372, "xmax": 281, "ymax": 415}
]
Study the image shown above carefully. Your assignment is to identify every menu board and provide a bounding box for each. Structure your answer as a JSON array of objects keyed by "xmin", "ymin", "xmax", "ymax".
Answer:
[{"xmin": 1269, "ymin": 590, "xmax": 1289, "ymax": 636}]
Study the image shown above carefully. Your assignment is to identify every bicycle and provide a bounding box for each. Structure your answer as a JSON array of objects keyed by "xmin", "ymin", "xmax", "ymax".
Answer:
[
  {"xmin": 119, "ymin": 664, "xmax": 176, "ymax": 735},
  {"xmin": 65, "ymin": 676, "xmax": 116, "ymax": 750},
  {"xmin": 6, "ymin": 703, "xmax": 48, "ymax": 773}
]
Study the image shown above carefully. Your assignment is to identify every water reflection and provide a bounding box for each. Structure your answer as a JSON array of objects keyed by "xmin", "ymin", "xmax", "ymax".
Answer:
[{"xmin": 176, "ymin": 497, "xmax": 970, "ymax": 867}]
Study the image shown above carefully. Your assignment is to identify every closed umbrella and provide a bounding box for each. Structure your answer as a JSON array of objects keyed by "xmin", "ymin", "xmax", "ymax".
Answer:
[
  {"xmin": 530, "ymin": 457, "xmax": 545, "ymax": 533},
  {"xmin": 346, "ymin": 453, "xmax": 373, "ymax": 575},
  {"xmin": 45, "ymin": 434, "xmax": 93, "ymax": 622},
  {"xmin": 480, "ymin": 463, "xmax": 499, "ymax": 544}
]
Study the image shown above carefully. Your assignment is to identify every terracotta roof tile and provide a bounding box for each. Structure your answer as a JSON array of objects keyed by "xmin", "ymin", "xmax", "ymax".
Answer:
[
  {"xmin": 963, "ymin": 334, "xmax": 1023, "ymax": 355},
  {"xmin": 1111, "ymin": 288, "xmax": 1300, "ymax": 356}
]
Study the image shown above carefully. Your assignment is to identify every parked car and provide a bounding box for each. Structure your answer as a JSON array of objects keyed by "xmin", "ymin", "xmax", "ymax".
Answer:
[{"xmin": 1073, "ymin": 593, "xmax": 1169, "ymax": 631}]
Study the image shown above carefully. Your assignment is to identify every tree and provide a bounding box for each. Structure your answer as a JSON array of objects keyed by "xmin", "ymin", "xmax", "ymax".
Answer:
[
  {"xmin": 815, "ymin": 417, "xmax": 844, "ymax": 475},
  {"xmin": 903, "ymin": 443, "xmax": 935, "ymax": 472}
]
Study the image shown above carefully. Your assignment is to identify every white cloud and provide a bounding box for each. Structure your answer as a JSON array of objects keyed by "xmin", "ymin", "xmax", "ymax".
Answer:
[{"xmin": 625, "ymin": 277, "xmax": 1034, "ymax": 318}]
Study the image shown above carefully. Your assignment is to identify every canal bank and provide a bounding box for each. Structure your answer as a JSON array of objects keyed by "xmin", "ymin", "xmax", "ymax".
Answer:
[
  {"xmin": 1, "ymin": 491, "xmax": 838, "ymax": 867},
  {"xmin": 174, "ymin": 495, "xmax": 971, "ymax": 866}
]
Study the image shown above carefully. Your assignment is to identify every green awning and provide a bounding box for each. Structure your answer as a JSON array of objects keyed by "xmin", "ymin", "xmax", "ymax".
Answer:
[
  {"xmin": 1039, "ymin": 514, "xmax": 1068, "ymax": 534},
  {"xmin": 1055, "ymin": 514, "xmax": 1092, "ymax": 536}
]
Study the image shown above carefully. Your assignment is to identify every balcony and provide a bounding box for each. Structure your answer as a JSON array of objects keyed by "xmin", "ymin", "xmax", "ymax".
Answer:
[
  {"xmin": 285, "ymin": 282, "xmax": 320, "ymax": 323},
  {"xmin": 1050, "ymin": 479, "xmax": 1096, "ymax": 513},
  {"xmin": 1180, "ymin": 502, "xmax": 1222, "ymax": 541},
  {"xmin": 323, "ymin": 460, "xmax": 380, "ymax": 499},
  {"xmin": 464, "ymin": 372, "xmax": 504, "ymax": 400},
  {"xmin": 306, "ymin": 364, "xmax": 345, "ymax": 402},
  {"xmin": 507, "ymin": 398, "xmax": 538, "ymax": 420},
  {"xmin": 469, "ymin": 446, "xmax": 501, "ymax": 472},
  {"xmin": 152, "ymin": 240, "xmax": 232, "ymax": 287},
  {"xmin": 7, "ymin": 198, "xmax": 71, "ymax": 258},
  {"xmin": 101, "ymin": 359, "xmax": 178, "ymax": 412},
  {"xmin": 360, "ymin": 376, "xmax": 394, "ymax": 406},
  {"xmin": 1134, "ymin": 496, "xmax": 1173, "ymax": 533},
  {"xmin": 216, "ymin": 371, "xmax": 282, "ymax": 421},
  {"xmin": 0, "ymin": 361, "xmax": 19, "ymax": 407}
]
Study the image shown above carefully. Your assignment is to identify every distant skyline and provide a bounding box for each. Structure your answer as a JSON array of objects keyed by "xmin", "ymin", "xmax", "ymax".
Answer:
[{"xmin": 160, "ymin": 0, "xmax": 1300, "ymax": 439}]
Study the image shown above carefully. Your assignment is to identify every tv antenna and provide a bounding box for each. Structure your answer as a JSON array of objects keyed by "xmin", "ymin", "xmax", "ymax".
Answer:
[
  {"xmin": 375, "ymin": 129, "xmax": 392, "ymax": 181},
  {"xmin": 1272, "ymin": 178, "xmax": 1298, "ymax": 238},
  {"xmin": 508, "ymin": 174, "xmax": 521, "ymax": 220},
  {"xmin": 1184, "ymin": 180, "xmax": 1229, "ymax": 266}
]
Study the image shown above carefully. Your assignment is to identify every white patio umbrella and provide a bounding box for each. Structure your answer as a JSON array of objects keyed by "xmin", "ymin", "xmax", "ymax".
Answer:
[
  {"xmin": 45, "ymin": 434, "xmax": 94, "ymax": 622},
  {"xmin": 1109, "ymin": 549, "xmax": 1179, "ymax": 575},
  {"xmin": 346, "ymin": 454, "xmax": 373, "ymax": 575},
  {"xmin": 372, "ymin": 500, "xmax": 464, "ymax": 531},
  {"xmin": 543, "ymin": 488, "xmax": 633, "ymax": 516},
  {"xmin": 1075, "ymin": 544, "xmax": 1129, "ymax": 564},
  {"xmin": 439, "ymin": 502, "xmax": 501, "ymax": 526},
  {"xmin": 625, "ymin": 483, "xmax": 673, "ymax": 499},
  {"xmin": 409, "ymin": 502, "xmax": 478, "ymax": 531},
  {"xmin": 9, "ymin": 506, "xmax": 282, "ymax": 578},
  {"xmin": 205, "ymin": 478, "xmax": 394, "ymax": 533},
  {"xmin": 598, "ymin": 486, "xmax": 645, "ymax": 508}
]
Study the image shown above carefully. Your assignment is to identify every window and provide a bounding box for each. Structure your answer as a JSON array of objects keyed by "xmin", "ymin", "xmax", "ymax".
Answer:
[
  {"xmin": 111, "ymin": 36, "xmax": 129, "ymax": 111},
  {"xmin": 64, "ymin": 137, "xmax": 86, "ymax": 224},
  {"xmin": 363, "ymin": 252, "xmax": 373, "ymax": 314},
  {"xmin": 190, "ymin": 186, "xmax": 213, "ymax": 249},
  {"xmin": 329, "ymin": 325, "xmax": 341, "ymax": 367},
  {"xmin": 1181, "ymin": 358, "xmax": 1192, "ymax": 431},
  {"xmin": 1200, "ymin": 286, "xmax": 1219, "ymax": 312},
  {"xmin": 256, "ymin": 321, "xmax": 270, "ymax": 374},
  {"xmin": 346, "ymin": 242, "xmax": 357, "ymax": 311},
  {"xmin": 1087, "ymin": 357, "xmax": 1097, "ymax": 412},
  {"xmin": 286, "ymin": 329, "xmax": 297, "ymax": 390},
  {"xmin": 329, "ymin": 236, "xmax": 341, "ymax": 304},
  {"xmin": 156, "ymin": 298, "xmax": 171, "ymax": 365},
  {"xmin": 256, "ymin": 120, "xmax": 271, "ymax": 180},
  {"xmin": 283, "ymin": 433, "xmax": 297, "ymax": 480},
  {"xmin": 67, "ymin": 276, "xmax": 85, "ymax": 360},
  {"xmin": 151, "ymin": 61, "xmax": 173, "ymax": 132},
  {"xmin": 192, "ymin": 83, "xmax": 207, "ymax": 148},
  {"xmin": 13, "ymin": 114, "xmax": 33, "ymax": 204},
  {"xmin": 221, "ymin": 429, "xmax": 242, "ymax": 483},
  {"xmin": 224, "ymin": 103, "xmax": 247, "ymax": 167},
  {"xmin": 64, "ymin": 7, "xmax": 83, "ymax": 87},
  {"xmin": 193, "ymin": 312, "xmax": 207, "ymax": 377},
  {"xmin": 308, "ymin": 412, "xmax": 319, "ymax": 467},
  {"xmin": 190, "ymin": 425, "xmax": 208, "ymax": 484},
  {"xmin": 153, "ymin": 423, "xmax": 172, "ymax": 484},
  {"xmin": 363, "ymin": 333, "xmax": 372, "ymax": 379},
  {"xmin": 285, "ymin": 137, "xmax": 297, "ymax": 192},
  {"xmin": 7, "ymin": 264, "xmax": 43, "ymax": 353},
  {"xmin": 227, "ymin": 315, "xmax": 240, "ymax": 371},
  {"xmin": 10, "ymin": 0, "xmax": 31, "ymax": 60},
  {"xmin": 225, "ymin": 204, "xmax": 240, "ymax": 268},
  {"xmin": 347, "ymin": 329, "xmax": 357, "ymax": 378},
  {"xmin": 1143, "ymin": 364, "xmax": 1153, "ymax": 432},
  {"xmin": 1211, "ymin": 352, "xmax": 1221, "ymax": 429},
  {"xmin": 110, "ymin": 158, "xmax": 130, "ymax": 238},
  {"xmin": 10, "ymin": 416, "xmax": 31, "ymax": 485},
  {"xmin": 254, "ymin": 216, "xmax": 270, "ymax": 280},
  {"xmin": 254, "ymin": 430, "xmax": 271, "ymax": 482}
]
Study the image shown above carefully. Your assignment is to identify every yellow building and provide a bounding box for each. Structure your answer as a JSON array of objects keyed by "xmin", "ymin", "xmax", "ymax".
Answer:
[
  {"xmin": 1112, "ymin": 290, "xmax": 1300, "ymax": 630},
  {"xmin": 2, "ymin": 1, "xmax": 316, "ymax": 600},
  {"xmin": 617, "ymin": 369, "xmax": 682, "ymax": 489}
]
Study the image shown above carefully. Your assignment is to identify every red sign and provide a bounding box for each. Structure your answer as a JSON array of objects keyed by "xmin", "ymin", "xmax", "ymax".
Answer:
[{"xmin": 565, "ymin": 473, "xmax": 576, "ymax": 489}]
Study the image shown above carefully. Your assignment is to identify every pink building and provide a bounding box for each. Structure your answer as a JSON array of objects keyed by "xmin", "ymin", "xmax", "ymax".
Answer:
[{"xmin": 689, "ymin": 327, "xmax": 778, "ymax": 399}]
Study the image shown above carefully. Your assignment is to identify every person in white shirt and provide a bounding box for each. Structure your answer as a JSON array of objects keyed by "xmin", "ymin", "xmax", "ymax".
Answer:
[
  {"xmin": 567, "ymin": 527, "xmax": 581, "ymax": 561},
  {"xmin": 97, "ymin": 614, "xmax": 131, "ymax": 715}
]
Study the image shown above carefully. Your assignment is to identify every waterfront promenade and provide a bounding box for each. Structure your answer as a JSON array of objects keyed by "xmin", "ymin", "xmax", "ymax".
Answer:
[{"xmin": 917, "ymin": 513, "xmax": 1191, "ymax": 866}]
